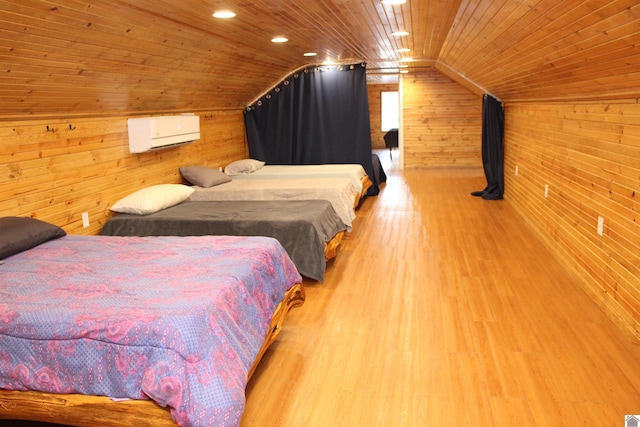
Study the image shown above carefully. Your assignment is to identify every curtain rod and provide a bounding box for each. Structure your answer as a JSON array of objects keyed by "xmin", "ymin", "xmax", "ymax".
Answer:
[
  {"xmin": 432, "ymin": 60, "xmax": 501, "ymax": 102},
  {"xmin": 368, "ymin": 58, "xmax": 501, "ymax": 102},
  {"xmin": 247, "ymin": 62, "xmax": 367, "ymax": 108},
  {"xmin": 247, "ymin": 60, "xmax": 500, "ymax": 106}
]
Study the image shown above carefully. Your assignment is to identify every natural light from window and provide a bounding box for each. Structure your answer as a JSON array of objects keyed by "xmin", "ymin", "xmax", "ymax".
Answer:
[{"xmin": 381, "ymin": 91, "xmax": 399, "ymax": 131}]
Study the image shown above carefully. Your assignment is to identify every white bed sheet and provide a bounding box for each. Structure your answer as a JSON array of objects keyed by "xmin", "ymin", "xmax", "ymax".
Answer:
[{"xmin": 231, "ymin": 164, "xmax": 368, "ymax": 194}]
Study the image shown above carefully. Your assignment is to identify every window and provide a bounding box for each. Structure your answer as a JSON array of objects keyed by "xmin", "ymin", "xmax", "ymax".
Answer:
[{"xmin": 380, "ymin": 91, "xmax": 399, "ymax": 131}]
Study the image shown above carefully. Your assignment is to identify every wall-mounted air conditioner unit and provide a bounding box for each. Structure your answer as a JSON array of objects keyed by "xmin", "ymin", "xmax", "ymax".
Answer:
[{"xmin": 127, "ymin": 115, "xmax": 200, "ymax": 153}]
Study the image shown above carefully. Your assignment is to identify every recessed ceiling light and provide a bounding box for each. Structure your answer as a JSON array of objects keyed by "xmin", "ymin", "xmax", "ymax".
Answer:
[
  {"xmin": 391, "ymin": 31, "xmax": 410, "ymax": 37},
  {"xmin": 271, "ymin": 37, "xmax": 288, "ymax": 43},
  {"xmin": 382, "ymin": 0, "xmax": 406, "ymax": 4},
  {"xmin": 396, "ymin": 48, "xmax": 411, "ymax": 53},
  {"xmin": 399, "ymin": 57, "xmax": 413, "ymax": 62},
  {"xmin": 304, "ymin": 52, "xmax": 317, "ymax": 57},
  {"xmin": 212, "ymin": 10, "xmax": 235, "ymax": 19}
]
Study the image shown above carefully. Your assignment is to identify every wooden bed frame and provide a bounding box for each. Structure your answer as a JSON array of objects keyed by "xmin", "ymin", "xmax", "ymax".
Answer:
[
  {"xmin": 0, "ymin": 283, "xmax": 305, "ymax": 427},
  {"xmin": 355, "ymin": 175, "xmax": 373, "ymax": 207},
  {"xmin": 325, "ymin": 230, "xmax": 345, "ymax": 260}
]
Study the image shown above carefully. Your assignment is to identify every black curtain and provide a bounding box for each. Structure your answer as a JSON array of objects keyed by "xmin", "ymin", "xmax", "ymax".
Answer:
[
  {"xmin": 472, "ymin": 94, "xmax": 504, "ymax": 200},
  {"xmin": 244, "ymin": 63, "xmax": 379, "ymax": 195}
]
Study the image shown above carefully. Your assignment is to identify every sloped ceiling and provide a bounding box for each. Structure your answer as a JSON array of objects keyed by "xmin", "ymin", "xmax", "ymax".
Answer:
[{"xmin": 1, "ymin": 0, "xmax": 639, "ymax": 118}]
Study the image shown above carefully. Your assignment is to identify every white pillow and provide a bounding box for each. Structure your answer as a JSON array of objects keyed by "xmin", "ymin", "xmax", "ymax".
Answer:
[
  {"xmin": 224, "ymin": 159, "xmax": 265, "ymax": 176},
  {"xmin": 110, "ymin": 184, "xmax": 194, "ymax": 215}
]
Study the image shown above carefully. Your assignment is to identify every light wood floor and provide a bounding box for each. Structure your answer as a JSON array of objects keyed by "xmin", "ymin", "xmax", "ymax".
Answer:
[{"xmin": 241, "ymin": 157, "xmax": 640, "ymax": 426}]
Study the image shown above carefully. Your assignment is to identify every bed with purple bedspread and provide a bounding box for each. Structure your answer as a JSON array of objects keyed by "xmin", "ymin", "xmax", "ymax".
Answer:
[{"xmin": 0, "ymin": 234, "xmax": 302, "ymax": 427}]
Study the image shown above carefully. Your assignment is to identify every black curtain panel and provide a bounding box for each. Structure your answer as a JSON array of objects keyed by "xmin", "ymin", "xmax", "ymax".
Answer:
[
  {"xmin": 472, "ymin": 94, "xmax": 504, "ymax": 200},
  {"xmin": 244, "ymin": 63, "xmax": 379, "ymax": 195}
]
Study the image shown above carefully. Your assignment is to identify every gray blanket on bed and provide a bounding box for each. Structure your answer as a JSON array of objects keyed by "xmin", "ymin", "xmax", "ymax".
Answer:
[{"xmin": 100, "ymin": 200, "xmax": 347, "ymax": 282}]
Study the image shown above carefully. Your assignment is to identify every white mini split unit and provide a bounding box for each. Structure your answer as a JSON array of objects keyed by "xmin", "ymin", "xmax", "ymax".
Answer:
[{"xmin": 127, "ymin": 115, "xmax": 200, "ymax": 153}]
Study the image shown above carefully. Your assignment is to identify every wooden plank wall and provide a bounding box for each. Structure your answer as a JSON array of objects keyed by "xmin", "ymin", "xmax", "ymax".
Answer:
[
  {"xmin": 0, "ymin": 110, "xmax": 248, "ymax": 235},
  {"xmin": 504, "ymin": 100, "xmax": 640, "ymax": 339},
  {"xmin": 438, "ymin": 0, "xmax": 640, "ymax": 103},
  {"xmin": 367, "ymin": 83, "xmax": 399, "ymax": 149},
  {"xmin": 402, "ymin": 70, "xmax": 482, "ymax": 168}
]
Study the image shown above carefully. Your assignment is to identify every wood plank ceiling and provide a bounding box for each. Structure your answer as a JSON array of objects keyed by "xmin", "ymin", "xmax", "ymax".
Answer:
[{"xmin": 1, "ymin": 0, "xmax": 640, "ymax": 118}]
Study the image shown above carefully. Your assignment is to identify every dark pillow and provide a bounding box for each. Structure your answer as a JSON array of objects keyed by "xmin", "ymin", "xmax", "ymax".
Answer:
[
  {"xmin": 0, "ymin": 216, "xmax": 66, "ymax": 259},
  {"xmin": 223, "ymin": 159, "xmax": 265, "ymax": 176},
  {"xmin": 179, "ymin": 166, "xmax": 232, "ymax": 187}
]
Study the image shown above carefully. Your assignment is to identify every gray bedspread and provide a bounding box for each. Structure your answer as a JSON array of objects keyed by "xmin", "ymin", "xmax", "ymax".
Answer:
[{"xmin": 100, "ymin": 200, "xmax": 347, "ymax": 282}]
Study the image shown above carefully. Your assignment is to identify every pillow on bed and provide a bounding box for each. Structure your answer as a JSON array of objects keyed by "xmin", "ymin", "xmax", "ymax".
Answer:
[
  {"xmin": 110, "ymin": 184, "xmax": 195, "ymax": 215},
  {"xmin": 0, "ymin": 216, "xmax": 66, "ymax": 259},
  {"xmin": 179, "ymin": 166, "xmax": 231, "ymax": 188},
  {"xmin": 224, "ymin": 159, "xmax": 265, "ymax": 176}
]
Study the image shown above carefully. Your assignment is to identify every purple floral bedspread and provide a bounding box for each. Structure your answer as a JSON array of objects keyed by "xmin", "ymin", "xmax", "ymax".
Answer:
[{"xmin": 0, "ymin": 235, "xmax": 301, "ymax": 427}]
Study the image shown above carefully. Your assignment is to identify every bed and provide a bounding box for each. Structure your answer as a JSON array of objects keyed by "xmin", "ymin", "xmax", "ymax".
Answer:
[
  {"xmin": 100, "ymin": 199, "xmax": 347, "ymax": 282},
  {"xmin": 0, "ymin": 217, "xmax": 304, "ymax": 427},
  {"xmin": 230, "ymin": 164, "xmax": 373, "ymax": 202},
  {"xmin": 189, "ymin": 177, "xmax": 358, "ymax": 231}
]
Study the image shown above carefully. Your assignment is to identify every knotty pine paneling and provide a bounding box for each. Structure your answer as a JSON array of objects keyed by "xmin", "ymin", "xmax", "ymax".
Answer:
[
  {"xmin": 440, "ymin": 0, "xmax": 640, "ymax": 102},
  {"xmin": 504, "ymin": 99, "xmax": 640, "ymax": 340},
  {"xmin": 0, "ymin": 110, "xmax": 248, "ymax": 235},
  {"xmin": 367, "ymin": 83, "xmax": 398, "ymax": 149},
  {"xmin": 402, "ymin": 70, "xmax": 482, "ymax": 168},
  {"xmin": 4, "ymin": 0, "xmax": 640, "ymax": 116},
  {"xmin": 0, "ymin": 0, "xmax": 461, "ymax": 117}
]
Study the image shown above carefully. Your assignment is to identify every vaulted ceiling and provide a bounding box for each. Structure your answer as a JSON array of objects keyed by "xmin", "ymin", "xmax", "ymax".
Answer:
[{"xmin": 2, "ymin": 0, "xmax": 640, "ymax": 118}]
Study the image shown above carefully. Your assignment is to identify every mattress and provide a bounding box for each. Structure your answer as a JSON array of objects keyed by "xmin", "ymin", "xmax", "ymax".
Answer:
[
  {"xmin": 0, "ymin": 234, "xmax": 301, "ymax": 427},
  {"xmin": 101, "ymin": 200, "xmax": 347, "ymax": 282},
  {"xmin": 189, "ymin": 177, "xmax": 358, "ymax": 230},
  {"xmin": 231, "ymin": 164, "xmax": 368, "ymax": 194}
]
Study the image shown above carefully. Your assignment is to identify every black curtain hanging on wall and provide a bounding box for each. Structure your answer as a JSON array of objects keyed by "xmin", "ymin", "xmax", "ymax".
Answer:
[
  {"xmin": 244, "ymin": 63, "xmax": 379, "ymax": 195},
  {"xmin": 472, "ymin": 94, "xmax": 504, "ymax": 200}
]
